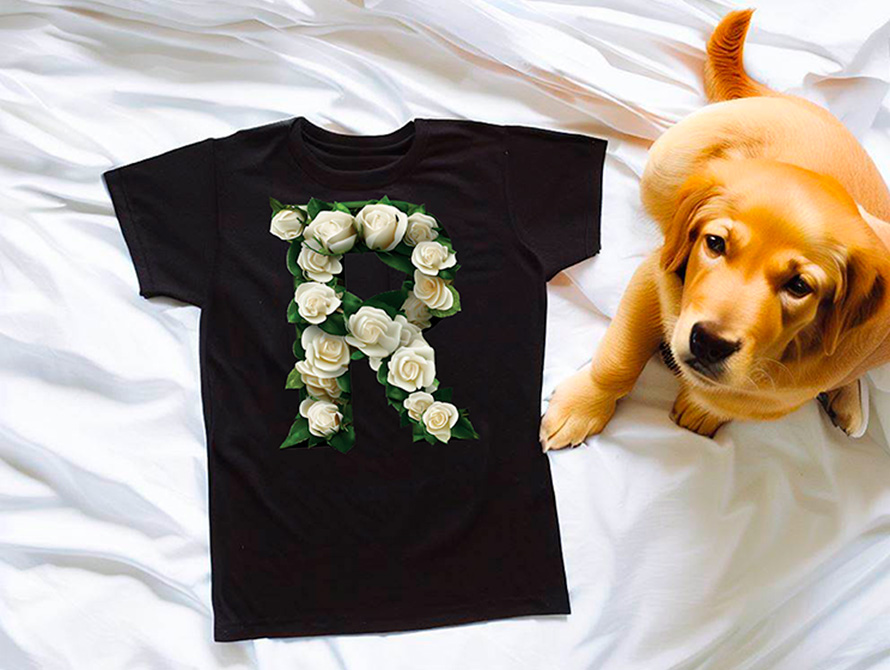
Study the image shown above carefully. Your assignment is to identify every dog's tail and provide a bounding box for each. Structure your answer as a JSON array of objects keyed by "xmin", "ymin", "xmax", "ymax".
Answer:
[{"xmin": 704, "ymin": 9, "xmax": 774, "ymax": 102}]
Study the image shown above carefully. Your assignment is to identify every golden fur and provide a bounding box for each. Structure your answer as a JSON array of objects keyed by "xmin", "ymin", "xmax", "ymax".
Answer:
[{"xmin": 541, "ymin": 9, "xmax": 890, "ymax": 448}]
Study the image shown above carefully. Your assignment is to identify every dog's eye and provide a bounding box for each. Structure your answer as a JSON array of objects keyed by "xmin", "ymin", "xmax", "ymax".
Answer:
[
  {"xmin": 784, "ymin": 275, "xmax": 813, "ymax": 298},
  {"xmin": 705, "ymin": 235, "xmax": 725, "ymax": 255}
]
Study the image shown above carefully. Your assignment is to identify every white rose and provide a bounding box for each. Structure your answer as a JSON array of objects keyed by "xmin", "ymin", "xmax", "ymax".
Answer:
[
  {"xmin": 386, "ymin": 339, "xmax": 436, "ymax": 392},
  {"xmin": 294, "ymin": 282, "xmax": 341, "ymax": 324},
  {"xmin": 422, "ymin": 401, "xmax": 460, "ymax": 443},
  {"xmin": 301, "ymin": 326, "xmax": 350, "ymax": 378},
  {"xmin": 401, "ymin": 292, "xmax": 432, "ymax": 328},
  {"xmin": 394, "ymin": 315, "xmax": 424, "ymax": 347},
  {"xmin": 355, "ymin": 203, "xmax": 407, "ymax": 251},
  {"xmin": 403, "ymin": 391, "xmax": 434, "ymax": 421},
  {"xmin": 294, "ymin": 360, "xmax": 337, "ymax": 381},
  {"xmin": 295, "ymin": 365, "xmax": 342, "ymax": 400},
  {"xmin": 405, "ymin": 212, "xmax": 439, "ymax": 246},
  {"xmin": 299, "ymin": 398, "xmax": 342, "ymax": 437},
  {"xmin": 344, "ymin": 306, "xmax": 403, "ymax": 360},
  {"xmin": 270, "ymin": 208, "xmax": 306, "ymax": 240},
  {"xmin": 297, "ymin": 245, "xmax": 343, "ymax": 282},
  {"xmin": 412, "ymin": 270, "xmax": 454, "ymax": 311},
  {"xmin": 303, "ymin": 210, "xmax": 357, "ymax": 255},
  {"xmin": 411, "ymin": 240, "xmax": 457, "ymax": 276}
]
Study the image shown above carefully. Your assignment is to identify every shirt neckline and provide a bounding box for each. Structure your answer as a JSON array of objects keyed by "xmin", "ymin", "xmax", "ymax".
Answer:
[{"xmin": 286, "ymin": 116, "xmax": 429, "ymax": 189}]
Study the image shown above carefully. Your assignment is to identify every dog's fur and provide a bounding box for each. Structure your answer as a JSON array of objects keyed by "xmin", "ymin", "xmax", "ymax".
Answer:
[{"xmin": 541, "ymin": 9, "xmax": 890, "ymax": 448}]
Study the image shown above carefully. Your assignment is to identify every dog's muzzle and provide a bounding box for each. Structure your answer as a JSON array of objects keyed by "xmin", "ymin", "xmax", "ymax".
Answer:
[{"xmin": 684, "ymin": 322, "xmax": 740, "ymax": 378}]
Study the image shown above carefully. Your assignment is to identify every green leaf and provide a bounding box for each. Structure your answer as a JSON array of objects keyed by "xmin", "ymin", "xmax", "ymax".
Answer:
[
  {"xmin": 433, "ymin": 386, "xmax": 453, "ymax": 402},
  {"xmin": 337, "ymin": 373, "xmax": 351, "ymax": 393},
  {"xmin": 318, "ymin": 313, "xmax": 348, "ymax": 336},
  {"xmin": 329, "ymin": 425, "xmax": 356, "ymax": 453},
  {"xmin": 287, "ymin": 300, "xmax": 300, "ymax": 324},
  {"xmin": 351, "ymin": 349, "xmax": 366, "ymax": 360},
  {"xmin": 386, "ymin": 384, "xmax": 408, "ymax": 403},
  {"xmin": 308, "ymin": 433, "xmax": 325, "ymax": 447},
  {"xmin": 307, "ymin": 198, "xmax": 331, "ymax": 220},
  {"xmin": 340, "ymin": 199, "xmax": 374, "ymax": 211},
  {"xmin": 390, "ymin": 200, "xmax": 413, "ymax": 214},
  {"xmin": 438, "ymin": 264, "xmax": 460, "ymax": 281},
  {"xmin": 333, "ymin": 202, "xmax": 351, "ymax": 214},
  {"xmin": 379, "ymin": 195, "xmax": 393, "ymax": 205},
  {"xmin": 363, "ymin": 290, "xmax": 408, "ymax": 318},
  {"xmin": 410, "ymin": 418, "xmax": 442, "ymax": 444},
  {"xmin": 377, "ymin": 252, "xmax": 415, "ymax": 275},
  {"xmin": 286, "ymin": 242, "xmax": 301, "ymax": 277},
  {"xmin": 392, "ymin": 241, "xmax": 414, "ymax": 256},
  {"xmin": 270, "ymin": 197, "xmax": 285, "ymax": 215},
  {"xmin": 452, "ymin": 415, "xmax": 479, "ymax": 440},
  {"xmin": 429, "ymin": 286, "xmax": 461, "ymax": 318},
  {"xmin": 402, "ymin": 280, "xmax": 415, "ymax": 293},
  {"xmin": 293, "ymin": 336, "xmax": 305, "ymax": 359},
  {"xmin": 280, "ymin": 417, "xmax": 311, "ymax": 449},
  {"xmin": 406, "ymin": 203, "xmax": 426, "ymax": 216},
  {"xmin": 340, "ymin": 291, "xmax": 363, "ymax": 316},
  {"xmin": 285, "ymin": 368, "xmax": 304, "ymax": 389},
  {"xmin": 377, "ymin": 358, "xmax": 390, "ymax": 385}
]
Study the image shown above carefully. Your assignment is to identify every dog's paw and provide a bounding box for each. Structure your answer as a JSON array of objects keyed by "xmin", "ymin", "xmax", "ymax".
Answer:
[
  {"xmin": 670, "ymin": 391, "xmax": 726, "ymax": 438},
  {"xmin": 540, "ymin": 367, "xmax": 617, "ymax": 451},
  {"xmin": 818, "ymin": 379, "xmax": 868, "ymax": 438}
]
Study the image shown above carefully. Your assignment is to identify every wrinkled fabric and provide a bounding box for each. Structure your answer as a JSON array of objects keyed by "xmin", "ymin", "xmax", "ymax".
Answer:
[{"xmin": 1, "ymin": 0, "xmax": 890, "ymax": 668}]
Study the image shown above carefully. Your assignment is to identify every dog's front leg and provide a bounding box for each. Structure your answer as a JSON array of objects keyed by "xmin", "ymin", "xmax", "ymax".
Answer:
[
  {"xmin": 541, "ymin": 255, "xmax": 664, "ymax": 450},
  {"xmin": 670, "ymin": 387, "xmax": 727, "ymax": 437},
  {"xmin": 818, "ymin": 379, "xmax": 868, "ymax": 438}
]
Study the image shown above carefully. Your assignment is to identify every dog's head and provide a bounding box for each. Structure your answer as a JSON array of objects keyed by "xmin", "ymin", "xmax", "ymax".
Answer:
[{"xmin": 662, "ymin": 159, "xmax": 887, "ymax": 392}]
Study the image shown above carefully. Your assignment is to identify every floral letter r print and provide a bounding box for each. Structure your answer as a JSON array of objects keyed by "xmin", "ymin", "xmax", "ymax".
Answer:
[
  {"xmin": 269, "ymin": 195, "xmax": 478, "ymax": 453},
  {"xmin": 102, "ymin": 116, "xmax": 606, "ymax": 641}
]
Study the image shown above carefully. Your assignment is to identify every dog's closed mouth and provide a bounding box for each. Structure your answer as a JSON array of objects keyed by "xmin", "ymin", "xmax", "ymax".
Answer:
[
  {"xmin": 660, "ymin": 341, "xmax": 723, "ymax": 384},
  {"xmin": 680, "ymin": 357, "xmax": 727, "ymax": 387},
  {"xmin": 684, "ymin": 357, "xmax": 721, "ymax": 379}
]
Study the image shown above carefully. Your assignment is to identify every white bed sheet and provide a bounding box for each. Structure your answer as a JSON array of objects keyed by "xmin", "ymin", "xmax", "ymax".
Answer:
[{"xmin": 2, "ymin": 0, "xmax": 890, "ymax": 668}]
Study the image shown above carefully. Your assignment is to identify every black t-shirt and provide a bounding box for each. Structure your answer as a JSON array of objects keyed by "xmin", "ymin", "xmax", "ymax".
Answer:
[{"xmin": 102, "ymin": 116, "xmax": 606, "ymax": 642}]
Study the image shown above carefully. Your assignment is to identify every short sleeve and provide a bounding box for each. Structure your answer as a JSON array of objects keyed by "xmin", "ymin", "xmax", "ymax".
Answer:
[
  {"xmin": 102, "ymin": 137, "xmax": 217, "ymax": 306},
  {"xmin": 505, "ymin": 127, "xmax": 607, "ymax": 280}
]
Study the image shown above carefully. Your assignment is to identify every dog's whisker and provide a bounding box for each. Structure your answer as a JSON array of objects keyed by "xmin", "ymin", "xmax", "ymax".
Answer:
[{"xmin": 758, "ymin": 357, "xmax": 796, "ymax": 387}]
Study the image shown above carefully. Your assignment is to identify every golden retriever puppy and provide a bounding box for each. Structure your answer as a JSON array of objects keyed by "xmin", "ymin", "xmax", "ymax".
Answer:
[{"xmin": 541, "ymin": 9, "xmax": 890, "ymax": 448}]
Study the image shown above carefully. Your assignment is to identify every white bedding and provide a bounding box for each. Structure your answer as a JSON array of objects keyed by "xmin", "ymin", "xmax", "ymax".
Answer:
[{"xmin": 2, "ymin": 0, "xmax": 890, "ymax": 668}]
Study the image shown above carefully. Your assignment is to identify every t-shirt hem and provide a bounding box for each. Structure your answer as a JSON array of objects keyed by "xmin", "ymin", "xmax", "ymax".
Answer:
[
  {"xmin": 102, "ymin": 166, "xmax": 157, "ymax": 299},
  {"xmin": 213, "ymin": 595, "xmax": 571, "ymax": 642},
  {"xmin": 587, "ymin": 137, "xmax": 607, "ymax": 260}
]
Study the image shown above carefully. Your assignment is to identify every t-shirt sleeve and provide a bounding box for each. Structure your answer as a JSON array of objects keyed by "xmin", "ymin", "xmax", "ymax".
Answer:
[
  {"xmin": 505, "ymin": 127, "xmax": 607, "ymax": 280},
  {"xmin": 102, "ymin": 137, "xmax": 217, "ymax": 306}
]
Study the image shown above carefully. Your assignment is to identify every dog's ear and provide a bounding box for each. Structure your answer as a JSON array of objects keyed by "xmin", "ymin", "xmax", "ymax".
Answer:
[
  {"xmin": 822, "ymin": 248, "xmax": 886, "ymax": 356},
  {"xmin": 660, "ymin": 175, "xmax": 720, "ymax": 275}
]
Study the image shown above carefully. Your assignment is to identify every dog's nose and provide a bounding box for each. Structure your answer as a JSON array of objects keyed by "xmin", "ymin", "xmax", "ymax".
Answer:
[{"xmin": 689, "ymin": 322, "xmax": 740, "ymax": 366}]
